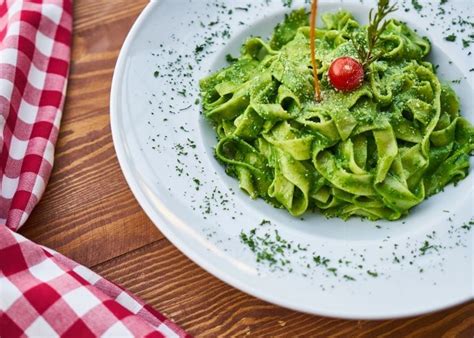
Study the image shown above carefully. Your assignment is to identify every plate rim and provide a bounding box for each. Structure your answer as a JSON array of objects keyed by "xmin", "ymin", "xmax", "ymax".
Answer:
[{"xmin": 110, "ymin": 0, "xmax": 473, "ymax": 320}]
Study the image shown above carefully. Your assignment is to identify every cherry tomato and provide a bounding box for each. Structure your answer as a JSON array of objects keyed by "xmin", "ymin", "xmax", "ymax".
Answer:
[{"xmin": 328, "ymin": 57, "xmax": 364, "ymax": 92}]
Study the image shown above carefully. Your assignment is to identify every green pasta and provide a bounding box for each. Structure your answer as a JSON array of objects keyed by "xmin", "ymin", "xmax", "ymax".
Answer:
[{"xmin": 199, "ymin": 9, "xmax": 474, "ymax": 220}]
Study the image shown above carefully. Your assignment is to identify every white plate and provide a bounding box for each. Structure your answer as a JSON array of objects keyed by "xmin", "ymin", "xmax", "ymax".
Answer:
[{"xmin": 111, "ymin": 0, "xmax": 473, "ymax": 319}]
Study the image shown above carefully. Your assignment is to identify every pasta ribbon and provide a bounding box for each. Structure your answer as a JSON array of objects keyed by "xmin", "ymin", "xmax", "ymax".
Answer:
[{"xmin": 200, "ymin": 9, "xmax": 474, "ymax": 220}]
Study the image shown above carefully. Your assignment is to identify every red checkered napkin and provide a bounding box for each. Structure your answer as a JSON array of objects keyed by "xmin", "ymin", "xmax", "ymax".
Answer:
[{"xmin": 0, "ymin": 1, "xmax": 187, "ymax": 337}]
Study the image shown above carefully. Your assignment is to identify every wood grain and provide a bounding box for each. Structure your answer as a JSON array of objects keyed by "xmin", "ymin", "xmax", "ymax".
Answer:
[
  {"xmin": 19, "ymin": 0, "xmax": 163, "ymax": 267},
  {"xmin": 20, "ymin": 0, "xmax": 474, "ymax": 336}
]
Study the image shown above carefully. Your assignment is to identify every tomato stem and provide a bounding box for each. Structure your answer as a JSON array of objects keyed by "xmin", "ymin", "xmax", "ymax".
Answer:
[{"xmin": 310, "ymin": 0, "xmax": 321, "ymax": 102}]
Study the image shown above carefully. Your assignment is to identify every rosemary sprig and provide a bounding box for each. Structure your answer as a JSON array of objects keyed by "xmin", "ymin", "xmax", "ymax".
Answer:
[{"xmin": 351, "ymin": 0, "xmax": 398, "ymax": 69}]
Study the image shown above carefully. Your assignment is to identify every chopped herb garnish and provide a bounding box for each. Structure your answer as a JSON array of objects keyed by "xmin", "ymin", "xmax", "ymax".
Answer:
[
  {"xmin": 367, "ymin": 270, "xmax": 378, "ymax": 277},
  {"xmin": 445, "ymin": 34, "xmax": 456, "ymax": 42},
  {"xmin": 240, "ymin": 227, "xmax": 295, "ymax": 269},
  {"xmin": 461, "ymin": 221, "xmax": 473, "ymax": 231},
  {"xmin": 240, "ymin": 230, "xmax": 256, "ymax": 252},
  {"xmin": 194, "ymin": 44, "xmax": 205, "ymax": 54},
  {"xmin": 419, "ymin": 241, "xmax": 438, "ymax": 255},
  {"xmin": 179, "ymin": 105, "xmax": 192, "ymax": 111},
  {"xmin": 297, "ymin": 244, "xmax": 307, "ymax": 251},
  {"xmin": 411, "ymin": 0, "xmax": 422, "ymax": 12},
  {"xmin": 257, "ymin": 250, "xmax": 277, "ymax": 264},
  {"xmin": 192, "ymin": 178, "xmax": 201, "ymax": 190},
  {"xmin": 313, "ymin": 255, "xmax": 330, "ymax": 267},
  {"xmin": 343, "ymin": 274, "xmax": 356, "ymax": 281}
]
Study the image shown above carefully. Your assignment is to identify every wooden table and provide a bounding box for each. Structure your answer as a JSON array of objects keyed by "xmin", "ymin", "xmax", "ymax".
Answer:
[{"xmin": 20, "ymin": 0, "xmax": 473, "ymax": 336}]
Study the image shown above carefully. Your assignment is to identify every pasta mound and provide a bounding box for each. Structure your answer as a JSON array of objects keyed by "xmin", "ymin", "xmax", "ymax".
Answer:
[{"xmin": 199, "ymin": 9, "xmax": 474, "ymax": 220}]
